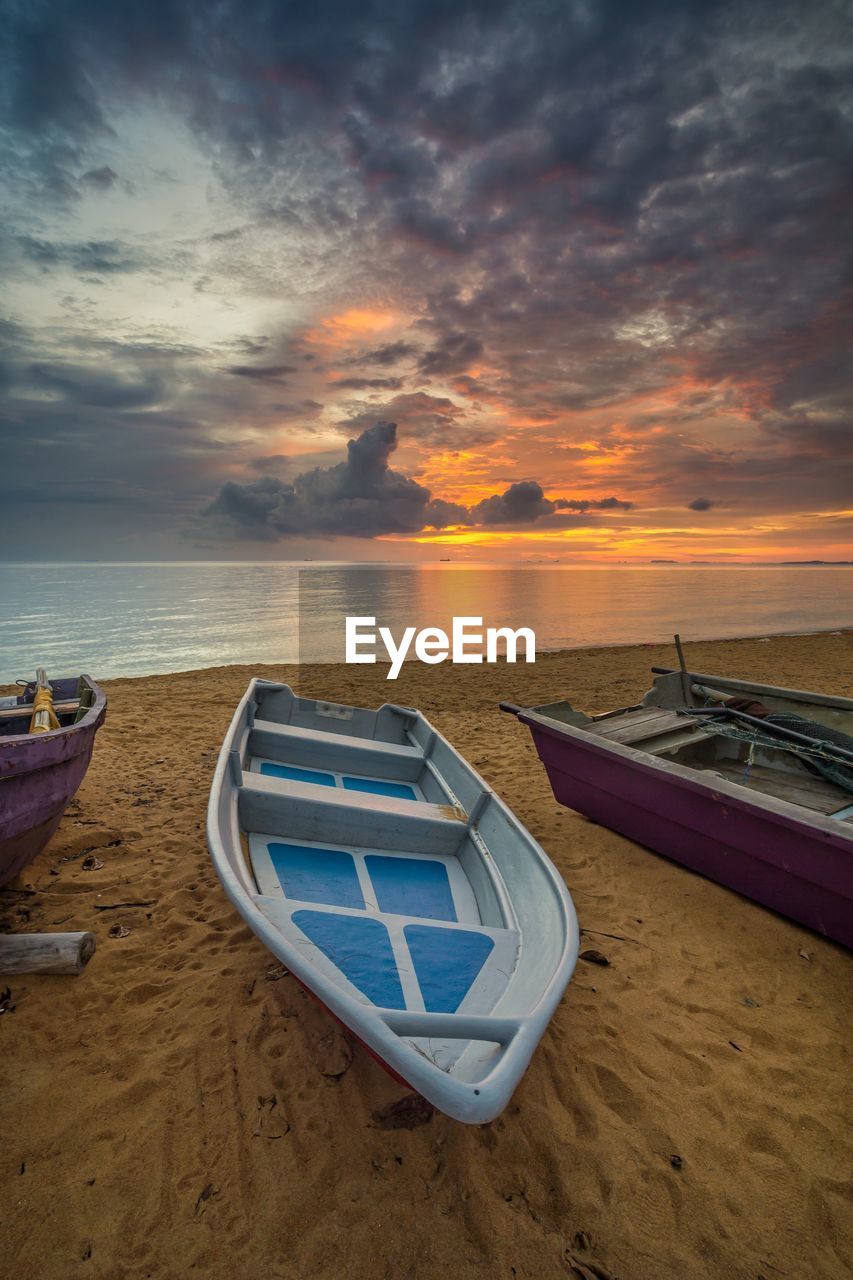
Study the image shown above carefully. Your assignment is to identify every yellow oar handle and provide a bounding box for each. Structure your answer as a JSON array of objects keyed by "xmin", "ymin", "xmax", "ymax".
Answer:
[{"xmin": 29, "ymin": 686, "xmax": 60, "ymax": 734}]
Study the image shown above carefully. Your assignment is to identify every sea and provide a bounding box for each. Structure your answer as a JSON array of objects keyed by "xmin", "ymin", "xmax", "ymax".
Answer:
[{"xmin": 0, "ymin": 562, "xmax": 851, "ymax": 683}]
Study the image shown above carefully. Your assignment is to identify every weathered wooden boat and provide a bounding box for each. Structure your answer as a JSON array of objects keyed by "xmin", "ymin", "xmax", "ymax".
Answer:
[
  {"xmin": 0, "ymin": 674, "xmax": 107, "ymax": 884},
  {"xmin": 501, "ymin": 668, "xmax": 853, "ymax": 948},
  {"xmin": 207, "ymin": 680, "xmax": 579, "ymax": 1123}
]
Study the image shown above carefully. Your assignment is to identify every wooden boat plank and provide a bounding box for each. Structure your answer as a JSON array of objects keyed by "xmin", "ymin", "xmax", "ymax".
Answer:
[
  {"xmin": 0, "ymin": 698, "xmax": 80, "ymax": 723},
  {"xmin": 586, "ymin": 707, "xmax": 698, "ymax": 745},
  {"xmin": 642, "ymin": 726, "xmax": 717, "ymax": 756},
  {"xmin": 589, "ymin": 706, "xmax": 678, "ymax": 731},
  {"xmin": 707, "ymin": 760, "xmax": 851, "ymax": 815}
]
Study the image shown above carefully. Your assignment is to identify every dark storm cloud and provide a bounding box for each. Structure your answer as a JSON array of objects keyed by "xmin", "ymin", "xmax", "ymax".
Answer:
[
  {"xmin": 0, "ymin": 317, "xmax": 252, "ymax": 551},
  {"xmin": 470, "ymin": 482, "xmax": 633, "ymax": 525},
  {"xmin": 206, "ymin": 422, "xmax": 632, "ymax": 538},
  {"xmin": 688, "ymin": 497, "xmax": 716, "ymax": 511},
  {"xmin": 418, "ymin": 332, "xmax": 485, "ymax": 377},
  {"xmin": 351, "ymin": 341, "xmax": 419, "ymax": 368},
  {"xmin": 80, "ymin": 165, "xmax": 119, "ymax": 189},
  {"xmin": 248, "ymin": 454, "xmax": 290, "ymax": 473},
  {"xmin": 24, "ymin": 361, "xmax": 166, "ymax": 409},
  {"xmin": 15, "ymin": 236, "xmax": 147, "ymax": 274},
  {"xmin": 224, "ymin": 364, "xmax": 297, "ymax": 381},
  {"xmin": 336, "ymin": 392, "xmax": 472, "ymax": 443},
  {"xmin": 563, "ymin": 496, "xmax": 634, "ymax": 513},
  {"xmin": 471, "ymin": 480, "xmax": 562, "ymax": 526},
  {"xmin": 343, "ymin": 113, "xmax": 439, "ymax": 193},
  {"xmin": 332, "ymin": 376, "xmax": 405, "ymax": 391},
  {"xmin": 5, "ymin": 0, "xmax": 850, "ymax": 292},
  {"xmin": 206, "ymin": 421, "xmax": 463, "ymax": 539}
]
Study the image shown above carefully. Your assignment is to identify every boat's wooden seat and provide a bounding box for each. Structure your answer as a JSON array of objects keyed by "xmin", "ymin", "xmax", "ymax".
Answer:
[
  {"xmin": 0, "ymin": 699, "xmax": 80, "ymax": 724},
  {"xmin": 584, "ymin": 706, "xmax": 709, "ymax": 753}
]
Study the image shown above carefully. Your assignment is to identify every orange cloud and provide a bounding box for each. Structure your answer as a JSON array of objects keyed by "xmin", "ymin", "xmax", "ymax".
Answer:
[{"xmin": 304, "ymin": 307, "xmax": 400, "ymax": 350}]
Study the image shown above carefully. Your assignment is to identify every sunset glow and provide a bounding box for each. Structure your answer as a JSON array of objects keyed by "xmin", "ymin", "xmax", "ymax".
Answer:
[{"xmin": 305, "ymin": 308, "xmax": 401, "ymax": 349}]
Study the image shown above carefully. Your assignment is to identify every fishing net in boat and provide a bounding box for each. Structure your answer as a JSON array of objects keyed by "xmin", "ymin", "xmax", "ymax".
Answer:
[
  {"xmin": 764, "ymin": 714, "xmax": 853, "ymax": 795},
  {"xmin": 699, "ymin": 714, "xmax": 853, "ymax": 797}
]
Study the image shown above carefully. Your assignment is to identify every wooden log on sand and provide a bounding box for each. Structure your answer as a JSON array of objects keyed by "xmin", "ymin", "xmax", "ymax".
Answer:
[{"xmin": 0, "ymin": 932, "xmax": 96, "ymax": 975}]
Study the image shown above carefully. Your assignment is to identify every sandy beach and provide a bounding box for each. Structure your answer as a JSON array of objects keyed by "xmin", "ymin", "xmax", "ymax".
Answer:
[{"xmin": 1, "ymin": 630, "xmax": 851, "ymax": 1280}]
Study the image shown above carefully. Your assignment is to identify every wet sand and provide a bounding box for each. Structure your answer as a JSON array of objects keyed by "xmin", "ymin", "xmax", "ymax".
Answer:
[{"xmin": 1, "ymin": 631, "xmax": 851, "ymax": 1280}]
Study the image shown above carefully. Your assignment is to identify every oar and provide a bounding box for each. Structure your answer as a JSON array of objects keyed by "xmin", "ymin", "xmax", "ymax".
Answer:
[{"xmin": 28, "ymin": 668, "xmax": 60, "ymax": 735}]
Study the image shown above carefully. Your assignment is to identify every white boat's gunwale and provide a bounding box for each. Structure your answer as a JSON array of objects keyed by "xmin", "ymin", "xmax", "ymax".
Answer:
[{"xmin": 207, "ymin": 679, "xmax": 579, "ymax": 1124}]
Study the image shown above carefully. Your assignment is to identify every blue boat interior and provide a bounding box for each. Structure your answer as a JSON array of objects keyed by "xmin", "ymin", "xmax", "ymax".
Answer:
[
  {"xmin": 256, "ymin": 760, "xmax": 420, "ymax": 802},
  {"xmin": 248, "ymin": 831, "xmax": 518, "ymax": 1021},
  {"xmin": 236, "ymin": 686, "xmax": 525, "ymax": 1060},
  {"xmin": 246, "ymin": 712, "xmax": 457, "ymax": 808}
]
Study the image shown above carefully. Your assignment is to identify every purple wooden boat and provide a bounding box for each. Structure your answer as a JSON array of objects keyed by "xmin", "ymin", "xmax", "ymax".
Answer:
[
  {"xmin": 0, "ymin": 675, "xmax": 107, "ymax": 884},
  {"xmin": 502, "ymin": 669, "xmax": 853, "ymax": 948}
]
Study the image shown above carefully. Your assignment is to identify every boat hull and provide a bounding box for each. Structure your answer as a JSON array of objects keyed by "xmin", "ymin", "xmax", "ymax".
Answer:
[
  {"xmin": 207, "ymin": 680, "xmax": 579, "ymax": 1123},
  {"xmin": 0, "ymin": 677, "xmax": 107, "ymax": 884},
  {"xmin": 522, "ymin": 715, "xmax": 853, "ymax": 948}
]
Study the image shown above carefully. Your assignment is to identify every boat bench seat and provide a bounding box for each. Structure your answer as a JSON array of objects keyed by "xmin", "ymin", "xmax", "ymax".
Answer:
[
  {"xmin": 252, "ymin": 719, "xmax": 423, "ymax": 766},
  {"xmin": 243, "ymin": 769, "xmax": 463, "ymax": 819},
  {"xmin": 239, "ymin": 771, "xmax": 466, "ymax": 857},
  {"xmin": 585, "ymin": 707, "xmax": 707, "ymax": 750},
  {"xmin": 249, "ymin": 720, "xmax": 427, "ymax": 787}
]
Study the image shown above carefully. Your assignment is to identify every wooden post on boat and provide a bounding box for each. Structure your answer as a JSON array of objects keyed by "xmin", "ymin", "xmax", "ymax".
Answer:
[
  {"xmin": 74, "ymin": 678, "xmax": 95, "ymax": 724},
  {"xmin": 673, "ymin": 634, "xmax": 691, "ymax": 707},
  {"xmin": 0, "ymin": 932, "xmax": 96, "ymax": 975}
]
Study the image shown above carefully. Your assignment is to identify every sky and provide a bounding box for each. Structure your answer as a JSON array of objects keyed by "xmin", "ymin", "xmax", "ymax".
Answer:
[{"xmin": 1, "ymin": 0, "xmax": 851, "ymax": 563}]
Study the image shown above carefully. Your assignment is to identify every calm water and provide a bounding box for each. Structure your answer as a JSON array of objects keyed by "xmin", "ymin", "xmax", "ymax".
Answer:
[{"xmin": 0, "ymin": 562, "xmax": 851, "ymax": 682}]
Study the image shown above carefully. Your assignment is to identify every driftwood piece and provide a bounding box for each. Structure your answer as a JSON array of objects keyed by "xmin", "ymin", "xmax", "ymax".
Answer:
[
  {"xmin": 92, "ymin": 900, "xmax": 155, "ymax": 911},
  {"xmin": 0, "ymin": 932, "xmax": 96, "ymax": 975}
]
